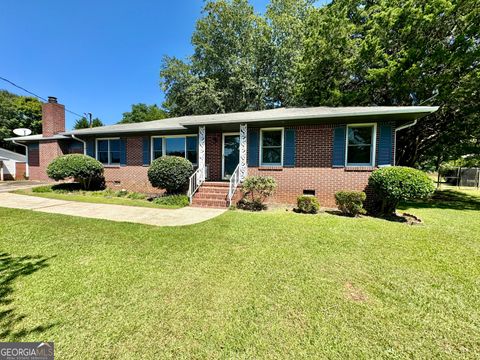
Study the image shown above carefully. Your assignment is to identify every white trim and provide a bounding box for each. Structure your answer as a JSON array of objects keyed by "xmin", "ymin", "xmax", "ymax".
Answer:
[
  {"xmin": 259, "ymin": 127, "xmax": 284, "ymax": 167},
  {"xmin": 95, "ymin": 137, "xmax": 121, "ymax": 165},
  {"xmin": 345, "ymin": 123, "xmax": 377, "ymax": 167},
  {"xmin": 150, "ymin": 134, "xmax": 198, "ymax": 164},
  {"xmin": 222, "ymin": 132, "xmax": 240, "ymax": 179}
]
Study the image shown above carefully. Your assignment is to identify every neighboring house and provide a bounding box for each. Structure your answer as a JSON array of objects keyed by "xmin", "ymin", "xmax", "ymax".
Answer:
[
  {"xmin": 0, "ymin": 147, "xmax": 27, "ymax": 181},
  {"xmin": 7, "ymin": 96, "xmax": 438, "ymax": 207}
]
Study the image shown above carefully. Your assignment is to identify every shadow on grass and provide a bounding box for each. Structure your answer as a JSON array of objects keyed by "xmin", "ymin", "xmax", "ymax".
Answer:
[
  {"xmin": 402, "ymin": 190, "xmax": 480, "ymax": 211},
  {"xmin": 0, "ymin": 252, "xmax": 56, "ymax": 340}
]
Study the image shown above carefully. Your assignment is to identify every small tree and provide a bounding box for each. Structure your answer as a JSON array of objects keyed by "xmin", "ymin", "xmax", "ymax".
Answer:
[
  {"xmin": 238, "ymin": 176, "xmax": 277, "ymax": 211},
  {"xmin": 368, "ymin": 167, "xmax": 435, "ymax": 216},
  {"xmin": 46, "ymin": 154, "xmax": 104, "ymax": 190},
  {"xmin": 147, "ymin": 156, "xmax": 193, "ymax": 194}
]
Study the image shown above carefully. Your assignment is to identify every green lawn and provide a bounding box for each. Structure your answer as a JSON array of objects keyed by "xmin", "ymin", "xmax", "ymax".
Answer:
[
  {"xmin": 13, "ymin": 186, "xmax": 187, "ymax": 209},
  {"xmin": 1, "ymin": 190, "xmax": 479, "ymax": 359}
]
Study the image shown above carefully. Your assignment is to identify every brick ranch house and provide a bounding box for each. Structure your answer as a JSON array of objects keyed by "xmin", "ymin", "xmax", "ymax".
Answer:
[{"xmin": 8, "ymin": 97, "xmax": 438, "ymax": 207}]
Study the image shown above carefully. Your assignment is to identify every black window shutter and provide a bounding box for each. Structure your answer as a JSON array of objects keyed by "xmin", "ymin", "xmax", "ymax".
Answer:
[
  {"xmin": 86, "ymin": 140, "xmax": 95, "ymax": 158},
  {"xmin": 377, "ymin": 123, "xmax": 393, "ymax": 166},
  {"xmin": 248, "ymin": 129, "xmax": 259, "ymax": 167},
  {"xmin": 283, "ymin": 128, "xmax": 295, "ymax": 167},
  {"xmin": 332, "ymin": 126, "xmax": 346, "ymax": 167},
  {"xmin": 120, "ymin": 138, "xmax": 127, "ymax": 166},
  {"xmin": 143, "ymin": 137, "xmax": 150, "ymax": 165}
]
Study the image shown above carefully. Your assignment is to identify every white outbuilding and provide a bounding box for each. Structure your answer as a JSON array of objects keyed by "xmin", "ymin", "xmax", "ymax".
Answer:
[{"xmin": 0, "ymin": 147, "xmax": 27, "ymax": 181}]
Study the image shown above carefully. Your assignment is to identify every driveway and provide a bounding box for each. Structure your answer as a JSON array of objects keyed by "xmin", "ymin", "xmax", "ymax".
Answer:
[
  {"xmin": 0, "ymin": 180, "xmax": 51, "ymax": 193},
  {"xmin": 0, "ymin": 192, "xmax": 226, "ymax": 226}
]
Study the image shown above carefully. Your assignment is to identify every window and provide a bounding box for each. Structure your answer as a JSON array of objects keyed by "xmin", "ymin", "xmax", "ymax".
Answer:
[
  {"xmin": 151, "ymin": 135, "xmax": 197, "ymax": 164},
  {"xmin": 96, "ymin": 138, "xmax": 121, "ymax": 165},
  {"xmin": 346, "ymin": 125, "xmax": 376, "ymax": 166},
  {"xmin": 165, "ymin": 137, "xmax": 185, "ymax": 157},
  {"xmin": 260, "ymin": 129, "xmax": 283, "ymax": 166}
]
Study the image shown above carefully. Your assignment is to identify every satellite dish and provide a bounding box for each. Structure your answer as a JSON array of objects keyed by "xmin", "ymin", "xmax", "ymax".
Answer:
[{"xmin": 13, "ymin": 128, "xmax": 32, "ymax": 136}]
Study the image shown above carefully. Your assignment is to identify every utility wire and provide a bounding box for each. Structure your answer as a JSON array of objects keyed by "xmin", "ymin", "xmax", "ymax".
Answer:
[{"xmin": 0, "ymin": 76, "xmax": 86, "ymax": 118}]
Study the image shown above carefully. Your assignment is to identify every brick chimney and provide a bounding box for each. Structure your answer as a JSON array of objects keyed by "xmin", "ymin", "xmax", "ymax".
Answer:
[{"xmin": 42, "ymin": 96, "xmax": 65, "ymax": 137}]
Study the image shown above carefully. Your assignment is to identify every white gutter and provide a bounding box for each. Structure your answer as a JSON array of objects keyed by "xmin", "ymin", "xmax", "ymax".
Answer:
[
  {"xmin": 11, "ymin": 140, "xmax": 29, "ymax": 178},
  {"xmin": 70, "ymin": 134, "xmax": 87, "ymax": 155},
  {"xmin": 393, "ymin": 119, "xmax": 418, "ymax": 165}
]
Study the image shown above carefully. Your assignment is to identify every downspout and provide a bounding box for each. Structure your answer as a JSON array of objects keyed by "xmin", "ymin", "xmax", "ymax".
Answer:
[
  {"xmin": 393, "ymin": 119, "xmax": 418, "ymax": 166},
  {"xmin": 71, "ymin": 134, "xmax": 87, "ymax": 155},
  {"xmin": 11, "ymin": 140, "xmax": 29, "ymax": 178}
]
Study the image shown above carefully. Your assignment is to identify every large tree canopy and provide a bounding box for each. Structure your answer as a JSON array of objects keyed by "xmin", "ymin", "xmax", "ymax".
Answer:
[
  {"xmin": 0, "ymin": 90, "xmax": 42, "ymax": 149},
  {"xmin": 160, "ymin": 0, "xmax": 479, "ymax": 167},
  {"xmin": 118, "ymin": 103, "xmax": 168, "ymax": 124}
]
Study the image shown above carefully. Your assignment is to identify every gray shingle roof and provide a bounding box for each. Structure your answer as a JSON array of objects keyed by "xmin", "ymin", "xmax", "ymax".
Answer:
[
  {"xmin": 62, "ymin": 106, "xmax": 438, "ymax": 136},
  {"xmin": 7, "ymin": 106, "xmax": 439, "ymax": 140}
]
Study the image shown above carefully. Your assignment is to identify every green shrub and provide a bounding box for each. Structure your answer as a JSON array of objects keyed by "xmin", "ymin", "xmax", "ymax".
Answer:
[
  {"xmin": 236, "ymin": 198, "xmax": 266, "ymax": 211},
  {"xmin": 335, "ymin": 191, "xmax": 366, "ymax": 217},
  {"xmin": 238, "ymin": 176, "xmax": 277, "ymax": 211},
  {"xmin": 114, "ymin": 189, "xmax": 129, "ymax": 197},
  {"xmin": 296, "ymin": 195, "xmax": 320, "ymax": 214},
  {"xmin": 368, "ymin": 166, "xmax": 435, "ymax": 216},
  {"xmin": 127, "ymin": 192, "xmax": 147, "ymax": 200},
  {"xmin": 153, "ymin": 194, "xmax": 189, "ymax": 207},
  {"xmin": 148, "ymin": 156, "xmax": 193, "ymax": 194},
  {"xmin": 46, "ymin": 154, "xmax": 104, "ymax": 190},
  {"xmin": 32, "ymin": 185, "xmax": 53, "ymax": 193}
]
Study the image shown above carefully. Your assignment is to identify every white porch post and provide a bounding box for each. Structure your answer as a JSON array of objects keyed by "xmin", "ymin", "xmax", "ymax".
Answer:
[
  {"xmin": 239, "ymin": 123, "xmax": 248, "ymax": 181},
  {"xmin": 198, "ymin": 126, "xmax": 206, "ymax": 182}
]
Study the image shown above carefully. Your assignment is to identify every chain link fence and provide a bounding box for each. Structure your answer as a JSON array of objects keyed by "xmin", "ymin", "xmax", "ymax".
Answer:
[{"xmin": 438, "ymin": 167, "xmax": 480, "ymax": 188}]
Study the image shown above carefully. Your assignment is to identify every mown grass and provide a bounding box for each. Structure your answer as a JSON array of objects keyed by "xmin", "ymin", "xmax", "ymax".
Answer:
[
  {"xmin": 13, "ymin": 185, "xmax": 187, "ymax": 209},
  {"xmin": 0, "ymin": 190, "xmax": 479, "ymax": 359}
]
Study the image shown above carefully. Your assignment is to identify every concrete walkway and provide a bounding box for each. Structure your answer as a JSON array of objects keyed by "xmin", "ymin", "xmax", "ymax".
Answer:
[
  {"xmin": 0, "ymin": 192, "xmax": 225, "ymax": 226},
  {"xmin": 0, "ymin": 180, "xmax": 51, "ymax": 193}
]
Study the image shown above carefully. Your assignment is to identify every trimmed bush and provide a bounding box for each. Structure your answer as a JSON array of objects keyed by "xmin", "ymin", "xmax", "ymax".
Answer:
[
  {"xmin": 46, "ymin": 154, "xmax": 104, "ymax": 190},
  {"xmin": 335, "ymin": 191, "xmax": 366, "ymax": 217},
  {"xmin": 368, "ymin": 166, "xmax": 435, "ymax": 216},
  {"xmin": 238, "ymin": 176, "xmax": 277, "ymax": 211},
  {"xmin": 147, "ymin": 156, "xmax": 193, "ymax": 194},
  {"xmin": 153, "ymin": 194, "xmax": 189, "ymax": 207},
  {"xmin": 296, "ymin": 195, "xmax": 320, "ymax": 214}
]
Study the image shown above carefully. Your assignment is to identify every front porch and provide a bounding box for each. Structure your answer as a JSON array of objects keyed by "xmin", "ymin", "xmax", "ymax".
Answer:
[{"xmin": 188, "ymin": 124, "xmax": 248, "ymax": 207}]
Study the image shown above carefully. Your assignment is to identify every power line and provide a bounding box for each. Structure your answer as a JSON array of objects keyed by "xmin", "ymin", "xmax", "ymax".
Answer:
[
  {"xmin": 0, "ymin": 76, "xmax": 86, "ymax": 118},
  {"xmin": 0, "ymin": 76, "xmax": 47, "ymax": 102}
]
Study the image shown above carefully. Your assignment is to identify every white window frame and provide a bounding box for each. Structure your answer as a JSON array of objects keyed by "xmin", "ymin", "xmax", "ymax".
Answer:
[
  {"xmin": 150, "ymin": 134, "xmax": 198, "ymax": 165},
  {"xmin": 345, "ymin": 123, "xmax": 377, "ymax": 167},
  {"xmin": 260, "ymin": 127, "xmax": 284, "ymax": 167},
  {"xmin": 96, "ymin": 137, "xmax": 121, "ymax": 166}
]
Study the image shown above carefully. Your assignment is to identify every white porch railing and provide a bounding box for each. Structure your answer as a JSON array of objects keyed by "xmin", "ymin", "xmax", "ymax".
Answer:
[
  {"xmin": 187, "ymin": 167, "xmax": 205, "ymax": 204},
  {"xmin": 227, "ymin": 164, "xmax": 241, "ymax": 207}
]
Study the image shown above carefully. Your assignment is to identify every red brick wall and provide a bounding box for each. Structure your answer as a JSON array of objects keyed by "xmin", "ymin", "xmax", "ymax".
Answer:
[
  {"xmin": 245, "ymin": 124, "xmax": 383, "ymax": 207},
  {"xmin": 206, "ymin": 131, "xmax": 222, "ymax": 180},
  {"xmin": 101, "ymin": 136, "xmax": 161, "ymax": 194},
  {"xmin": 248, "ymin": 167, "xmax": 372, "ymax": 207},
  {"xmin": 295, "ymin": 125, "xmax": 333, "ymax": 167},
  {"xmin": 28, "ymin": 141, "xmax": 63, "ymax": 181}
]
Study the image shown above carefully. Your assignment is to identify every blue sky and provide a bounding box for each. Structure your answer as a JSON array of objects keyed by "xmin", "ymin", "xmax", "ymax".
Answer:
[{"xmin": 0, "ymin": 0, "xmax": 326, "ymax": 130}]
